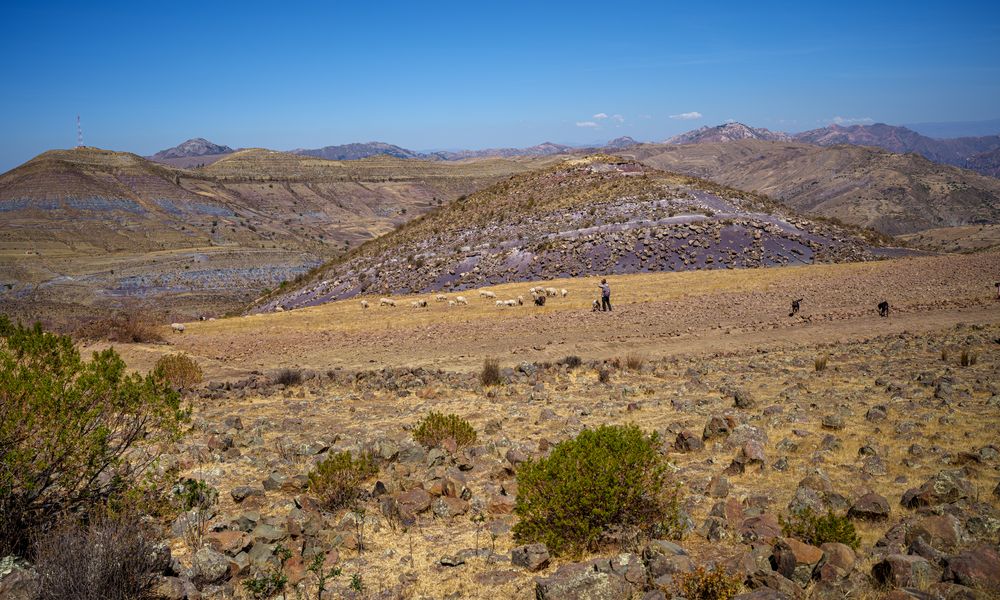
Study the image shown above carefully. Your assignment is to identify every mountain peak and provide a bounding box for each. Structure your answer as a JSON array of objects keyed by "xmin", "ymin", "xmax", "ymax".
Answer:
[
  {"xmin": 666, "ymin": 123, "xmax": 791, "ymax": 144},
  {"xmin": 151, "ymin": 138, "xmax": 234, "ymax": 160}
]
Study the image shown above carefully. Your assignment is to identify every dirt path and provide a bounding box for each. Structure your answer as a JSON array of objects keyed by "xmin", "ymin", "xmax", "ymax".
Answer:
[{"xmin": 93, "ymin": 251, "xmax": 1000, "ymax": 378}]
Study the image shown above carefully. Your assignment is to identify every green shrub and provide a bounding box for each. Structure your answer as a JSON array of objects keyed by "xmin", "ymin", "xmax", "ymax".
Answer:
[
  {"xmin": 243, "ymin": 543, "xmax": 292, "ymax": 600},
  {"xmin": 413, "ymin": 412, "xmax": 477, "ymax": 449},
  {"xmin": 0, "ymin": 317, "xmax": 187, "ymax": 557},
  {"xmin": 674, "ymin": 565, "xmax": 743, "ymax": 600},
  {"xmin": 154, "ymin": 353, "xmax": 203, "ymax": 389},
  {"xmin": 308, "ymin": 451, "xmax": 378, "ymax": 510},
  {"xmin": 480, "ymin": 358, "xmax": 502, "ymax": 386},
  {"xmin": 513, "ymin": 424, "xmax": 681, "ymax": 556},
  {"xmin": 780, "ymin": 508, "xmax": 860, "ymax": 549}
]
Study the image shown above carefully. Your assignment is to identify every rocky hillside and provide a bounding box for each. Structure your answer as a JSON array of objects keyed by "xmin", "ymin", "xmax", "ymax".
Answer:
[
  {"xmin": 794, "ymin": 123, "xmax": 1000, "ymax": 175},
  {"xmin": 257, "ymin": 155, "xmax": 898, "ymax": 312},
  {"xmin": 666, "ymin": 123, "xmax": 791, "ymax": 144},
  {"xmin": 626, "ymin": 140, "xmax": 1000, "ymax": 235},
  {"xmin": 0, "ymin": 148, "xmax": 554, "ymax": 321},
  {"xmin": 149, "ymin": 138, "xmax": 235, "ymax": 168},
  {"xmin": 292, "ymin": 141, "xmax": 421, "ymax": 161}
]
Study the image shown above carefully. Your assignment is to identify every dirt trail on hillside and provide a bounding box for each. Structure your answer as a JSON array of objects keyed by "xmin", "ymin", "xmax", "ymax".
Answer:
[{"xmin": 99, "ymin": 252, "xmax": 1000, "ymax": 378}]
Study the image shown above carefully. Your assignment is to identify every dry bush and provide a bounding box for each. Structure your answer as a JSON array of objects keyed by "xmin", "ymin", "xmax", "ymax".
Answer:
[
  {"xmin": 960, "ymin": 348, "xmax": 977, "ymax": 367},
  {"xmin": 413, "ymin": 412, "xmax": 477, "ymax": 449},
  {"xmin": 308, "ymin": 451, "xmax": 379, "ymax": 510},
  {"xmin": 33, "ymin": 510, "xmax": 166, "ymax": 600},
  {"xmin": 598, "ymin": 367, "xmax": 611, "ymax": 384},
  {"xmin": 562, "ymin": 355, "xmax": 582, "ymax": 369},
  {"xmin": 480, "ymin": 358, "xmax": 502, "ymax": 386},
  {"xmin": 274, "ymin": 368, "xmax": 303, "ymax": 386},
  {"xmin": 674, "ymin": 566, "xmax": 743, "ymax": 600},
  {"xmin": 814, "ymin": 355, "xmax": 828, "ymax": 372},
  {"xmin": 153, "ymin": 353, "xmax": 203, "ymax": 389},
  {"xmin": 624, "ymin": 352, "xmax": 647, "ymax": 371},
  {"xmin": 74, "ymin": 312, "xmax": 164, "ymax": 344}
]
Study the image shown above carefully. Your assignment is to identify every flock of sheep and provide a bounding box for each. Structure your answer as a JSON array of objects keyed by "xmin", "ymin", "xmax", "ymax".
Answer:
[{"xmin": 359, "ymin": 285, "xmax": 569, "ymax": 310}]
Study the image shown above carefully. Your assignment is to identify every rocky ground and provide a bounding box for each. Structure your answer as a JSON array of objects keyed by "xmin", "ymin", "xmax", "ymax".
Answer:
[{"xmin": 135, "ymin": 320, "xmax": 1000, "ymax": 599}]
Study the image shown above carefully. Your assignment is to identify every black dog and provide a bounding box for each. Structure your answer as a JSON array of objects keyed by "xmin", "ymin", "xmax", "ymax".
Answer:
[
  {"xmin": 789, "ymin": 298, "xmax": 803, "ymax": 317},
  {"xmin": 877, "ymin": 300, "xmax": 890, "ymax": 318}
]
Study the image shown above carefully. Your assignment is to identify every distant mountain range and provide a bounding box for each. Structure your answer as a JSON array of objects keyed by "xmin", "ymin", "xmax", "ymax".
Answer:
[{"xmin": 146, "ymin": 121, "xmax": 1000, "ymax": 178}]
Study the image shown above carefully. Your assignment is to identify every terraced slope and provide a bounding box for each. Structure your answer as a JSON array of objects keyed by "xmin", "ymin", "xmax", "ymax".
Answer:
[
  {"xmin": 0, "ymin": 147, "xmax": 554, "ymax": 322},
  {"xmin": 258, "ymin": 155, "xmax": 902, "ymax": 312}
]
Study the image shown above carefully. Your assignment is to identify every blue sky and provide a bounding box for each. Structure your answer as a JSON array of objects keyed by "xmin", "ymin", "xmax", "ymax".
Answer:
[{"xmin": 1, "ymin": 0, "xmax": 999, "ymax": 172}]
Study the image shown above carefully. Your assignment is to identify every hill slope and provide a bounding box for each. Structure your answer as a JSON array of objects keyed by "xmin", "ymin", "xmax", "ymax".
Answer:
[
  {"xmin": 0, "ymin": 148, "xmax": 555, "ymax": 322},
  {"xmin": 257, "ymin": 155, "xmax": 900, "ymax": 313},
  {"xmin": 291, "ymin": 142, "xmax": 421, "ymax": 161},
  {"xmin": 666, "ymin": 122, "xmax": 792, "ymax": 144},
  {"xmin": 625, "ymin": 140, "xmax": 1000, "ymax": 235}
]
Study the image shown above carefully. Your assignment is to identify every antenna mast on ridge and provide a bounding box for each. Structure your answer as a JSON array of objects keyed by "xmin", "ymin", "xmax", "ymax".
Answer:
[{"xmin": 77, "ymin": 115, "xmax": 83, "ymax": 147}]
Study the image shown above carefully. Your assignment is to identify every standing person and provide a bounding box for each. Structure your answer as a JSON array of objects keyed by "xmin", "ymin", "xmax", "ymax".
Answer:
[{"xmin": 599, "ymin": 279, "xmax": 612, "ymax": 312}]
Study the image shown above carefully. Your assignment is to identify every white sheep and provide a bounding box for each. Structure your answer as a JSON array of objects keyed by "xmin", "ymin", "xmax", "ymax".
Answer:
[
  {"xmin": 561, "ymin": 288, "xmax": 568, "ymax": 297},
  {"xmin": 496, "ymin": 300, "xmax": 504, "ymax": 307},
  {"xmin": 360, "ymin": 299, "xmax": 369, "ymax": 309},
  {"xmin": 528, "ymin": 286, "xmax": 538, "ymax": 295},
  {"xmin": 480, "ymin": 290, "xmax": 497, "ymax": 299},
  {"xmin": 380, "ymin": 298, "xmax": 396, "ymax": 307},
  {"xmin": 517, "ymin": 295, "xmax": 524, "ymax": 306},
  {"xmin": 435, "ymin": 294, "xmax": 447, "ymax": 302},
  {"xmin": 170, "ymin": 323, "xmax": 185, "ymax": 333},
  {"xmin": 455, "ymin": 296, "xmax": 468, "ymax": 305},
  {"xmin": 545, "ymin": 287, "xmax": 558, "ymax": 297},
  {"xmin": 448, "ymin": 300, "xmax": 456, "ymax": 306}
]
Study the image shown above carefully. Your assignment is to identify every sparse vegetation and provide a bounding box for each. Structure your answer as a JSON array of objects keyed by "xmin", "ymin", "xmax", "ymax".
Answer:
[
  {"xmin": 562, "ymin": 355, "xmax": 582, "ymax": 369},
  {"xmin": 153, "ymin": 352, "xmax": 203, "ymax": 388},
  {"xmin": 960, "ymin": 348, "xmax": 977, "ymax": 366},
  {"xmin": 624, "ymin": 352, "xmax": 646, "ymax": 371},
  {"xmin": 274, "ymin": 367, "xmax": 303, "ymax": 386},
  {"xmin": 598, "ymin": 367, "xmax": 611, "ymax": 384},
  {"xmin": 814, "ymin": 354, "xmax": 828, "ymax": 371},
  {"xmin": 308, "ymin": 451, "xmax": 379, "ymax": 510},
  {"xmin": 244, "ymin": 543, "xmax": 293, "ymax": 600},
  {"xmin": 33, "ymin": 509, "xmax": 165, "ymax": 600},
  {"xmin": 780, "ymin": 508, "xmax": 860, "ymax": 549},
  {"xmin": 74, "ymin": 311, "xmax": 164, "ymax": 343},
  {"xmin": 0, "ymin": 317, "xmax": 187, "ymax": 557},
  {"xmin": 513, "ymin": 424, "xmax": 682, "ymax": 556},
  {"xmin": 413, "ymin": 411, "xmax": 477, "ymax": 449},
  {"xmin": 480, "ymin": 358, "xmax": 502, "ymax": 386},
  {"xmin": 674, "ymin": 566, "xmax": 743, "ymax": 600}
]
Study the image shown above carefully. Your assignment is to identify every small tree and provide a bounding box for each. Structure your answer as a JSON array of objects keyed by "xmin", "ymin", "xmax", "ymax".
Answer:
[
  {"xmin": 0, "ymin": 317, "xmax": 188, "ymax": 557},
  {"xmin": 308, "ymin": 451, "xmax": 379, "ymax": 511}
]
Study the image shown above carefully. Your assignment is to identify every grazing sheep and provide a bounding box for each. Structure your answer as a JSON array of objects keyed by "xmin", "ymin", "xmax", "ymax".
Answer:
[
  {"xmin": 534, "ymin": 295, "xmax": 546, "ymax": 306},
  {"xmin": 517, "ymin": 295, "xmax": 524, "ymax": 306},
  {"xmin": 448, "ymin": 300, "xmax": 456, "ymax": 306},
  {"xmin": 170, "ymin": 323, "xmax": 185, "ymax": 333},
  {"xmin": 495, "ymin": 300, "xmax": 504, "ymax": 307},
  {"xmin": 410, "ymin": 299, "xmax": 428, "ymax": 308},
  {"xmin": 435, "ymin": 294, "xmax": 447, "ymax": 302},
  {"xmin": 592, "ymin": 299, "xmax": 601, "ymax": 311},
  {"xmin": 561, "ymin": 288, "xmax": 568, "ymax": 297},
  {"xmin": 528, "ymin": 286, "xmax": 539, "ymax": 295},
  {"xmin": 360, "ymin": 299, "xmax": 369, "ymax": 309},
  {"xmin": 480, "ymin": 290, "xmax": 497, "ymax": 299},
  {"xmin": 380, "ymin": 298, "xmax": 396, "ymax": 307},
  {"xmin": 503, "ymin": 299, "xmax": 517, "ymax": 307},
  {"xmin": 455, "ymin": 296, "xmax": 468, "ymax": 305},
  {"xmin": 545, "ymin": 287, "xmax": 558, "ymax": 297}
]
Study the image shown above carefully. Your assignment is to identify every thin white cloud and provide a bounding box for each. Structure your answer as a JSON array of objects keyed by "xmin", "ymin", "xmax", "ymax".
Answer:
[
  {"xmin": 593, "ymin": 113, "xmax": 608, "ymax": 119},
  {"xmin": 670, "ymin": 111, "xmax": 703, "ymax": 120},
  {"xmin": 831, "ymin": 116, "xmax": 874, "ymax": 125},
  {"xmin": 611, "ymin": 114, "xmax": 625, "ymax": 123},
  {"xmin": 576, "ymin": 121, "xmax": 599, "ymax": 128}
]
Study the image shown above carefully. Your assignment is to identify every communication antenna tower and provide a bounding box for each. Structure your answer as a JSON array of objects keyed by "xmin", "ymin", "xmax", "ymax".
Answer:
[{"xmin": 77, "ymin": 115, "xmax": 83, "ymax": 147}]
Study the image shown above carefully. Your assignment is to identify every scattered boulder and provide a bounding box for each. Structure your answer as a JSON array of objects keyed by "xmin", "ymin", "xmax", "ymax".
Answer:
[
  {"xmin": 872, "ymin": 554, "xmax": 937, "ymax": 589},
  {"xmin": 848, "ymin": 492, "xmax": 890, "ymax": 521},
  {"xmin": 192, "ymin": 547, "xmax": 231, "ymax": 586},
  {"xmin": 770, "ymin": 538, "xmax": 823, "ymax": 586},
  {"xmin": 511, "ymin": 543, "xmax": 550, "ymax": 572},
  {"xmin": 674, "ymin": 430, "xmax": 704, "ymax": 452},
  {"xmin": 905, "ymin": 514, "xmax": 964, "ymax": 552},
  {"xmin": 901, "ymin": 470, "xmax": 974, "ymax": 509},
  {"xmin": 535, "ymin": 554, "xmax": 645, "ymax": 600},
  {"xmin": 941, "ymin": 544, "xmax": 1000, "ymax": 591}
]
